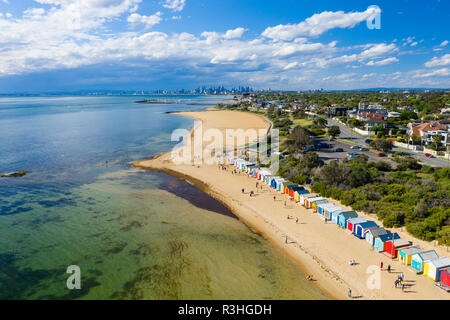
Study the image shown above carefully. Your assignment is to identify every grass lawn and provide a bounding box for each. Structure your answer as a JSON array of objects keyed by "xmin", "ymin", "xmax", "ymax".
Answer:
[{"xmin": 291, "ymin": 117, "xmax": 313, "ymax": 128}]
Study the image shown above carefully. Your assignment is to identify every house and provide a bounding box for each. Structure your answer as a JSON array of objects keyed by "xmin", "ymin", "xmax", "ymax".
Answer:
[
  {"xmin": 365, "ymin": 227, "xmax": 389, "ymax": 247},
  {"xmin": 383, "ymin": 239, "xmax": 412, "ymax": 258},
  {"xmin": 398, "ymin": 246, "xmax": 423, "ymax": 265},
  {"xmin": 346, "ymin": 217, "xmax": 367, "ymax": 233},
  {"xmin": 271, "ymin": 177, "xmax": 286, "ymax": 191},
  {"xmin": 294, "ymin": 189, "xmax": 310, "ymax": 203},
  {"xmin": 280, "ymin": 182, "xmax": 292, "ymax": 194},
  {"xmin": 264, "ymin": 175, "xmax": 274, "ymax": 185},
  {"xmin": 424, "ymin": 257, "xmax": 450, "ymax": 281},
  {"xmin": 285, "ymin": 185, "xmax": 301, "ymax": 197},
  {"xmin": 300, "ymin": 194, "xmax": 318, "ymax": 207},
  {"xmin": 259, "ymin": 169, "xmax": 273, "ymax": 181},
  {"xmin": 312, "ymin": 199, "xmax": 329, "ymax": 213},
  {"xmin": 324, "ymin": 207, "xmax": 344, "ymax": 222},
  {"xmin": 329, "ymin": 209, "xmax": 347, "ymax": 224},
  {"xmin": 316, "ymin": 202, "xmax": 336, "ymax": 215},
  {"xmin": 365, "ymin": 118, "xmax": 387, "ymax": 131},
  {"xmin": 354, "ymin": 221, "xmax": 378, "ymax": 239},
  {"xmin": 408, "ymin": 121, "xmax": 449, "ymax": 147},
  {"xmin": 336, "ymin": 211, "xmax": 358, "ymax": 228},
  {"xmin": 411, "ymin": 250, "xmax": 439, "ymax": 273},
  {"xmin": 374, "ymin": 233, "xmax": 400, "ymax": 253},
  {"xmin": 388, "ymin": 111, "xmax": 401, "ymax": 118},
  {"xmin": 320, "ymin": 204, "xmax": 342, "ymax": 220},
  {"xmin": 304, "ymin": 196, "xmax": 324, "ymax": 209},
  {"xmin": 438, "ymin": 268, "xmax": 450, "ymax": 290}
]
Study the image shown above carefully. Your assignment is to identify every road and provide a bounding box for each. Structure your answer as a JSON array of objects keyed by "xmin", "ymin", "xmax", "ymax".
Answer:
[{"xmin": 325, "ymin": 118, "xmax": 449, "ymax": 168}]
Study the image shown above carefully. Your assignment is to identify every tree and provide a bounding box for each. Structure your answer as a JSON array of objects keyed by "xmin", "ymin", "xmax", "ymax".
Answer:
[
  {"xmin": 289, "ymin": 125, "xmax": 310, "ymax": 150},
  {"xmin": 369, "ymin": 139, "xmax": 393, "ymax": 152},
  {"xmin": 400, "ymin": 110, "xmax": 418, "ymax": 121},
  {"xmin": 410, "ymin": 133, "xmax": 422, "ymax": 146},
  {"xmin": 432, "ymin": 134, "xmax": 441, "ymax": 151},
  {"xmin": 328, "ymin": 125, "xmax": 341, "ymax": 139},
  {"xmin": 301, "ymin": 152, "xmax": 321, "ymax": 168},
  {"xmin": 313, "ymin": 117, "xmax": 327, "ymax": 128},
  {"xmin": 414, "ymin": 199, "xmax": 429, "ymax": 219}
]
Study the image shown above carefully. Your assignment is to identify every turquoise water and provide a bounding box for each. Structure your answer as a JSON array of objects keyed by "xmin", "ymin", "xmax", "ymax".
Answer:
[{"xmin": 0, "ymin": 95, "xmax": 327, "ymax": 300}]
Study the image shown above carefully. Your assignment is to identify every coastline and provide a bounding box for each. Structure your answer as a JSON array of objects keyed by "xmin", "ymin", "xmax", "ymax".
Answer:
[{"xmin": 131, "ymin": 109, "xmax": 450, "ymax": 300}]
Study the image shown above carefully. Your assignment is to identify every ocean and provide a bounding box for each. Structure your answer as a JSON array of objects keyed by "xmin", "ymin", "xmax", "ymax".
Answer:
[{"xmin": 0, "ymin": 95, "xmax": 327, "ymax": 300}]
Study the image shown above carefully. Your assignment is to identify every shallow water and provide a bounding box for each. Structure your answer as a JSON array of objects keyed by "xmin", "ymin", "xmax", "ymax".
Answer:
[{"xmin": 0, "ymin": 95, "xmax": 327, "ymax": 300}]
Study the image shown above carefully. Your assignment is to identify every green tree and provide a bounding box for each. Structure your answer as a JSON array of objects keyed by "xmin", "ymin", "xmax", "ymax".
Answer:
[
  {"xmin": 288, "ymin": 125, "xmax": 310, "ymax": 150},
  {"xmin": 328, "ymin": 125, "xmax": 341, "ymax": 139},
  {"xmin": 432, "ymin": 134, "xmax": 441, "ymax": 151},
  {"xmin": 313, "ymin": 117, "xmax": 327, "ymax": 128},
  {"xmin": 369, "ymin": 139, "xmax": 393, "ymax": 152}
]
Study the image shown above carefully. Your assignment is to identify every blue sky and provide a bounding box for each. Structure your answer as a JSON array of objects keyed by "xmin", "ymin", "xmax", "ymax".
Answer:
[{"xmin": 0, "ymin": 0, "xmax": 448, "ymax": 92}]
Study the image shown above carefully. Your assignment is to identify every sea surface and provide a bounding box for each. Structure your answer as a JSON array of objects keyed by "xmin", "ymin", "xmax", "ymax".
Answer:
[{"xmin": 0, "ymin": 95, "xmax": 327, "ymax": 300}]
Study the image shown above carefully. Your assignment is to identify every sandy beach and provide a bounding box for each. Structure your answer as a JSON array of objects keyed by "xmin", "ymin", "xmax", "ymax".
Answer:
[{"xmin": 132, "ymin": 109, "xmax": 450, "ymax": 300}]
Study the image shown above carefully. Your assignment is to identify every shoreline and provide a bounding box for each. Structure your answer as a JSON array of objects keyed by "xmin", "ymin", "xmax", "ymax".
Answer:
[
  {"xmin": 131, "ymin": 109, "xmax": 450, "ymax": 300},
  {"xmin": 132, "ymin": 160, "xmax": 340, "ymax": 300}
]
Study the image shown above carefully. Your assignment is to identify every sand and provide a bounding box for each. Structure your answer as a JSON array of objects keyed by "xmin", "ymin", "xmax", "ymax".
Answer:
[{"xmin": 132, "ymin": 109, "xmax": 450, "ymax": 300}]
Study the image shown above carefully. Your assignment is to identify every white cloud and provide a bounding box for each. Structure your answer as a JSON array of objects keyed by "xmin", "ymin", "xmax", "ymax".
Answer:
[
  {"xmin": 414, "ymin": 68, "xmax": 449, "ymax": 78},
  {"xmin": 425, "ymin": 54, "xmax": 450, "ymax": 67},
  {"xmin": 128, "ymin": 12, "xmax": 162, "ymax": 29},
  {"xmin": 162, "ymin": 0, "xmax": 185, "ymax": 12},
  {"xmin": 0, "ymin": 2, "xmax": 447, "ymax": 90},
  {"xmin": 283, "ymin": 62, "xmax": 299, "ymax": 70},
  {"xmin": 440, "ymin": 40, "xmax": 448, "ymax": 47},
  {"xmin": 223, "ymin": 27, "xmax": 246, "ymax": 39},
  {"xmin": 366, "ymin": 57, "xmax": 399, "ymax": 66},
  {"xmin": 261, "ymin": 6, "xmax": 380, "ymax": 40}
]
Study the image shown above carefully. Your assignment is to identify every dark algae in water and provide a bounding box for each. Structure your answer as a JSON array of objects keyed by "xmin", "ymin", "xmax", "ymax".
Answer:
[{"xmin": 0, "ymin": 170, "xmax": 30, "ymax": 178}]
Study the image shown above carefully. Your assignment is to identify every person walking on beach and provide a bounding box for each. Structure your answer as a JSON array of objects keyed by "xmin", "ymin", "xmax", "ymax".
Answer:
[
  {"xmin": 401, "ymin": 283, "xmax": 405, "ymax": 292},
  {"xmin": 256, "ymin": 182, "xmax": 258, "ymax": 188},
  {"xmin": 348, "ymin": 288, "xmax": 352, "ymax": 298},
  {"xmin": 242, "ymin": 188, "xmax": 245, "ymax": 194},
  {"xmin": 387, "ymin": 265, "xmax": 391, "ymax": 273},
  {"xmin": 285, "ymin": 236, "xmax": 288, "ymax": 244},
  {"xmin": 284, "ymin": 201, "xmax": 286, "ymax": 207},
  {"xmin": 380, "ymin": 262, "xmax": 383, "ymax": 270},
  {"xmin": 296, "ymin": 217, "xmax": 299, "ymax": 224},
  {"xmin": 273, "ymin": 196, "xmax": 276, "ymax": 202}
]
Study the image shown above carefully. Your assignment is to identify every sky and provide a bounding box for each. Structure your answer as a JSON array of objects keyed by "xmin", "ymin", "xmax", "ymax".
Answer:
[{"xmin": 0, "ymin": 0, "xmax": 449, "ymax": 93}]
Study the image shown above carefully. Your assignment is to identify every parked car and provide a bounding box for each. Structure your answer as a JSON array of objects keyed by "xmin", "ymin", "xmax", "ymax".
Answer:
[
  {"xmin": 334, "ymin": 148, "xmax": 344, "ymax": 152},
  {"xmin": 347, "ymin": 152, "xmax": 360, "ymax": 158},
  {"xmin": 425, "ymin": 153, "xmax": 434, "ymax": 158},
  {"xmin": 350, "ymin": 145, "xmax": 361, "ymax": 150},
  {"xmin": 359, "ymin": 147, "xmax": 369, "ymax": 151},
  {"xmin": 377, "ymin": 153, "xmax": 386, "ymax": 157}
]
